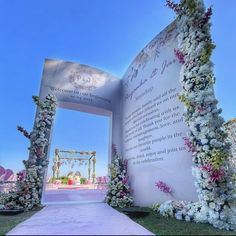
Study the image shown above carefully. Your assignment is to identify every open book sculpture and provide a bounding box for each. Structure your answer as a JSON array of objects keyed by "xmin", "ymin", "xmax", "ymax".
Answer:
[{"xmin": 38, "ymin": 21, "xmax": 196, "ymax": 205}]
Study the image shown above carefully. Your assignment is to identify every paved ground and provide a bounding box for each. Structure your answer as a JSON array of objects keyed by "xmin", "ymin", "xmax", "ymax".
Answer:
[{"xmin": 7, "ymin": 203, "xmax": 154, "ymax": 235}]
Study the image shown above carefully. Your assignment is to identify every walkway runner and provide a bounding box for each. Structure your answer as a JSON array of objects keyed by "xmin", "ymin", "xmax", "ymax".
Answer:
[{"xmin": 7, "ymin": 203, "xmax": 154, "ymax": 235}]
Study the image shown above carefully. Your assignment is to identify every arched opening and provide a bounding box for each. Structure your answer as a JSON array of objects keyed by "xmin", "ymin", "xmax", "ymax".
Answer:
[{"xmin": 41, "ymin": 105, "xmax": 112, "ymax": 204}]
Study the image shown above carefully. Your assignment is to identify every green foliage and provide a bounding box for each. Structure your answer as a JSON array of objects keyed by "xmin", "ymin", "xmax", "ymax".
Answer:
[
  {"xmin": 56, "ymin": 176, "xmax": 69, "ymax": 184},
  {"xmin": 80, "ymin": 178, "xmax": 87, "ymax": 184},
  {"xmin": 32, "ymin": 96, "xmax": 44, "ymax": 109},
  {"xmin": 200, "ymin": 42, "xmax": 216, "ymax": 63},
  {"xmin": 178, "ymin": 95, "xmax": 193, "ymax": 111},
  {"xmin": 0, "ymin": 207, "xmax": 42, "ymax": 235},
  {"xmin": 151, "ymin": 203, "xmax": 160, "ymax": 212},
  {"xmin": 185, "ymin": 0, "xmax": 197, "ymax": 15},
  {"xmin": 210, "ymin": 149, "xmax": 228, "ymax": 169}
]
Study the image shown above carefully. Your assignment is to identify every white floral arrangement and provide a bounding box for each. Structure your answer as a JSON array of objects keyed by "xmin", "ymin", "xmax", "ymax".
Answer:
[
  {"xmin": 153, "ymin": 0, "xmax": 236, "ymax": 231},
  {"xmin": 0, "ymin": 94, "xmax": 56, "ymax": 210},
  {"xmin": 106, "ymin": 145, "xmax": 133, "ymax": 208},
  {"xmin": 224, "ymin": 119, "xmax": 236, "ymax": 172}
]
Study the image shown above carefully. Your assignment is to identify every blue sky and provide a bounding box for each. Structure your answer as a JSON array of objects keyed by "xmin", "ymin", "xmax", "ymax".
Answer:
[
  {"xmin": 0, "ymin": 0, "xmax": 236, "ymax": 174},
  {"xmin": 48, "ymin": 109, "xmax": 110, "ymax": 178}
]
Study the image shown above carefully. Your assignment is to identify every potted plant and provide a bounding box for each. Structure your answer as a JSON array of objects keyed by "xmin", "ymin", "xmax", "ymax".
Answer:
[
  {"xmin": 0, "ymin": 204, "xmax": 24, "ymax": 215},
  {"xmin": 0, "ymin": 194, "xmax": 24, "ymax": 215}
]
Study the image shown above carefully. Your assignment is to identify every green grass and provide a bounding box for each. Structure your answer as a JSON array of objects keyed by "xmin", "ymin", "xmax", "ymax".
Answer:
[
  {"xmin": 118, "ymin": 207, "xmax": 236, "ymax": 235},
  {"xmin": 0, "ymin": 207, "xmax": 42, "ymax": 235},
  {"xmin": 1, "ymin": 206, "xmax": 235, "ymax": 235}
]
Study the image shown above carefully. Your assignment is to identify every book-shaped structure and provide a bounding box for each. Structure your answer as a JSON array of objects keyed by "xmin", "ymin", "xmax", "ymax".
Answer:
[{"xmin": 39, "ymin": 21, "xmax": 197, "ymax": 205}]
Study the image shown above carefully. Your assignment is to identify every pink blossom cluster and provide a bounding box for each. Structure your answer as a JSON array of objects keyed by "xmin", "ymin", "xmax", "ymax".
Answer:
[
  {"xmin": 17, "ymin": 126, "xmax": 31, "ymax": 139},
  {"xmin": 197, "ymin": 106, "xmax": 207, "ymax": 113},
  {"xmin": 165, "ymin": 0, "xmax": 180, "ymax": 13},
  {"xmin": 34, "ymin": 147, "xmax": 44, "ymax": 157},
  {"xmin": 123, "ymin": 159, "xmax": 128, "ymax": 171},
  {"xmin": 201, "ymin": 164, "xmax": 225, "ymax": 182},
  {"xmin": 194, "ymin": 7, "xmax": 212, "ymax": 27},
  {"xmin": 155, "ymin": 181, "xmax": 172, "ymax": 194},
  {"xmin": 210, "ymin": 169, "xmax": 224, "ymax": 182},
  {"xmin": 122, "ymin": 176, "xmax": 129, "ymax": 185},
  {"xmin": 174, "ymin": 49, "xmax": 185, "ymax": 64},
  {"xmin": 183, "ymin": 137, "xmax": 195, "ymax": 153},
  {"xmin": 17, "ymin": 170, "xmax": 27, "ymax": 181},
  {"xmin": 0, "ymin": 167, "xmax": 14, "ymax": 181},
  {"xmin": 204, "ymin": 7, "xmax": 213, "ymax": 22},
  {"xmin": 120, "ymin": 191, "xmax": 125, "ymax": 197},
  {"xmin": 201, "ymin": 163, "xmax": 214, "ymax": 172}
]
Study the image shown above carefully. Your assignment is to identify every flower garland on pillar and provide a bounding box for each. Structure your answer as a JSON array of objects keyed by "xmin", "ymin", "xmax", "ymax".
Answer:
[
  {"xmin": 105, "ymin": 144, "xmax": 133, "ymax": 208},
  {"xmin": 155, "ymin": 0, "xmax": 236, "ymax": 231},
  {"xmin": 224, "ymin": 119, "xmax": 236, "ymax": 171},
  {"xmin": 1, "ymin": 94, "xmax": 56, "ymax": 210}
]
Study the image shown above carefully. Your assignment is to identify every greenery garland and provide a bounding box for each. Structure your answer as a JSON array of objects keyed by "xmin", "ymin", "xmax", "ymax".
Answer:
[{"xmin": 155, "ymin": 0, "xmax": 236, "ymax": 231}]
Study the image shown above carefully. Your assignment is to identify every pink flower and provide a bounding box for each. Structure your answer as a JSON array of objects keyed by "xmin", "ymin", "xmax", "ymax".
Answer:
[
  {"xmin": 197, "ymin": 106, "xmax": 207, "ymax": 113},
  {"xmin": 201, "ymin": 164, "xmax": 214, "ymax": 173},
  {"xmin": 35, "ymin": 147, "xmax": 44, "ymax": 157},
  {"xmin": 0, "ymin": 166, "xmax": 5, "ymax": 177},
  {"xmin": 210, "ymin": 169, "xmax": 225, "ymax": 182},
  {"xmin": 165, "ymin": 0, "xmax": 180, "ymax": 13},
  {"xmin": 3, "ymin": 169, "xmax": 14, "ymax": 181},
  {"xmin": 17, "ymin": 126, "xmax": 31, "ymax": 139},
  {"xmin": 174, "ymin": 49, "xmax": 185, "ymax": 64},
  {"xmin": 194, "ymin": 7, "xmax": 212, "ymax": 27},
  {"xmin": 122, "ymin": 176, "xmax": 129, "ymax": 185},
  {"xmin": 155, "ymin": 181, "xmax": 172, "ymax": 194},
  {"xmin": 17, "ymin": 170, "xmax": 26, "ymax": 181},
  {"xmin": 200, "ymin": 164, "xmax": 225, "ymax": 182},
  {"xmin": 123, "ymin": 159, "xmax": 128, "ymax": 171},
  {"xmin": 204, "ymin": 7, "xmax": 213, "ymax": 22},
  {"xmin": 183, "ymin": 137, "xmax": 195, "ymax": 153}
]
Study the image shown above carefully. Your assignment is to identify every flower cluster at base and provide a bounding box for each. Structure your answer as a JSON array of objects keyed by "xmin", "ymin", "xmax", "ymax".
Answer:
[
  {"xmin": 155, "ymin": 0, "xmax": 236, "ymax": 231},
  {"xmin": 0, "ymin": 94, "xmax": 56, "ymax": 210},
  {"xmin": 105, "ymin": 145, "xmax": 133, "ymax": 208},
  {"xmin": 154, "ymin": 200, "xmax": 236, "ymax": 230}
]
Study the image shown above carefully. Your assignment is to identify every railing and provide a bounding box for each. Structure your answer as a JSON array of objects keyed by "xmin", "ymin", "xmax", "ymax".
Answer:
[{"xmin": 0, "ymin": 181, "xmax": 16, "ymax": 193}]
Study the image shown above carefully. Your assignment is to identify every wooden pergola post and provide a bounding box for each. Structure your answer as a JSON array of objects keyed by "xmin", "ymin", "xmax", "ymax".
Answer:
[
  {"xmin": 52, "ymin": 148, "xmax": 60, "ymax": 179},
  {"xmin": 88, "ymin": 159, "xmax": 91, "ymax": 181},
  {"xmin": 92, "ymin": 154, "xmax": 96, "ymax": 184}
]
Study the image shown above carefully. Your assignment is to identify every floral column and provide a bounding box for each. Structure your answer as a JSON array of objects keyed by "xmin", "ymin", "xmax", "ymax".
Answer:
[{"xmin": 157, "ymin": 0, "xmax": 236, "ymax": 230}]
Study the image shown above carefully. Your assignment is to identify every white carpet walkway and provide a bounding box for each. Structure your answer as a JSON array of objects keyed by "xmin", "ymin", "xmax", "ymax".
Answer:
[{"xmin": 7, "ymin": 203, "xmax": 154, "ymax": 235}]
